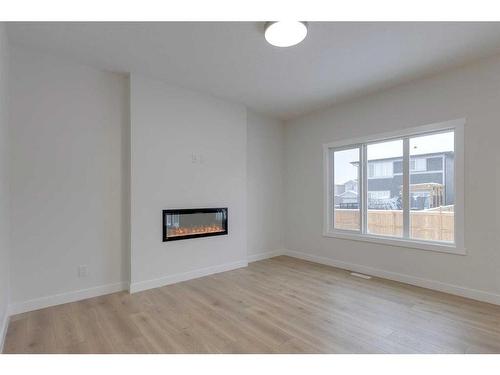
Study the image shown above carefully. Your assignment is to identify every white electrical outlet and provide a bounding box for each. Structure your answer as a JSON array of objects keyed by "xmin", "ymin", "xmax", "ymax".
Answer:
[
  {"xmin": 191, "ymin": 153, "xmax": 205, "ymax": 164},
  {"xmin": 78, "ymin": 265, "xmax": 89, "ymax": 278}
]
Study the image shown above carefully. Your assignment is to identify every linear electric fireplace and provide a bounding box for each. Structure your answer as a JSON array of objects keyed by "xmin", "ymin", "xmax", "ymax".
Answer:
[{"xmin": 163, "ymin": 208, "xmax": 228, "ymax": 242}]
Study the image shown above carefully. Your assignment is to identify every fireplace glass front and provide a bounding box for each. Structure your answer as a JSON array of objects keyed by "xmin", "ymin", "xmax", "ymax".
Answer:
[{"xmin": 163, "ymin": 208, "xmax": 228, "ymax": 241}]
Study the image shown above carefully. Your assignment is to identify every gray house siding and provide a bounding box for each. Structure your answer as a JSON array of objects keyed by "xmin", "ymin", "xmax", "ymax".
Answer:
[
  {"xmin": 444, "ymin": 154, "xmax": 455, "ymax": 205},
  {"xmin": 426, "ymin": 156, "xmax": 443, "ymax": 171},
  {"xmin": 386, "ymin": 156, "xmax": 443, "ymax": 175},
  {"xmin": 393, "ymin": 160, "xmax": 402, "ymax": 174},
  {"xmin": 368, "ymin": 176, "xmax": 402, "ymax": 198},
  {"xmin": 410, "ymin": 172, "xmax": 442, "ymax": 185}
]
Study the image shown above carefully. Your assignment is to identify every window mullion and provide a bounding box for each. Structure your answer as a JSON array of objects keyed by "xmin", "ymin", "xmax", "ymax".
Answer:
[
  {"xmin": 361, "ymin": 144, "xmax": 368, "ymax": 235},
  {"xmin": 403, "ymin": 137, "xmax": 410, "ymax": 238},
  {"xmin": 330, "ymin": 149, "xmax": 335, "ymax": 232}
]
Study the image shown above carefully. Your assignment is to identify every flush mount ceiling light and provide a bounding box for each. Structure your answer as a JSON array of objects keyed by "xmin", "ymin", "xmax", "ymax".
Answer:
[{"xmin": 264, "ymin": 21, "xmax": 308, "ymax": 47}]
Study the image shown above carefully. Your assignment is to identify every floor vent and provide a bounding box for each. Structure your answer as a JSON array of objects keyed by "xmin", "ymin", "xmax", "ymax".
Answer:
[{"xmin": 350, "ymin": 272, "xmax": 372, "ymax": 280}]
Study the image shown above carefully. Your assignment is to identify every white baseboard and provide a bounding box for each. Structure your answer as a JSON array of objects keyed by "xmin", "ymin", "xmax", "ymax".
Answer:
[
  {"xmin": 9, "ymin": 282, "xmax": 128, "ymax": 316},
  {"xmin": 0, "ymin": 311, "xmax": 9, "ymax": 354},
  {"xmin": 8, "ymin": 248, "xmax": 498, "ymax": 321},
  {"xmin": 247, "ymin": 249, "xmax": 285, "ymax": 263},
  {"xmin": 129, "ymin": 259, "xmax": 248, "ymax": 294},
  {"xmin": 9, "ymin": 260, "xmax": 249, "ymax": 315},
  {"xmin": 283, "ymin": 249, "xmax": 500, "ymax": 306}
]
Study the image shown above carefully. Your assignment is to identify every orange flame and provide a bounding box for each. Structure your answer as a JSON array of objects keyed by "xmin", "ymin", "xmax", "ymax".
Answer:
[{"xmin": 168, "ymin": 225, "xmax": 224, "ymax": 237}]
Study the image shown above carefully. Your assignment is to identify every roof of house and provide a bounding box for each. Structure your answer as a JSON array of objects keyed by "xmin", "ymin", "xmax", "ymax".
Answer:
[
  {"xmin": 351, "ymin": 151, "xmax": 454, "ymax": 165},
  {"xmin": 335, "ymin": 190, "xmax": 358, "ymax": 198}
]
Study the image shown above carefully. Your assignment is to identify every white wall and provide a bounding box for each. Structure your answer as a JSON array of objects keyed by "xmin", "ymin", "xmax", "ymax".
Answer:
[
  {"xmin": 9, "ymin": 47, "xmax": 129, "ymax": 311},
  {"xmin": 129, "ymin": 74, "xmax": 247, "ymax": 292},
  {"xmin": 7, "ymin": 38, "xmax": 500, "ymax": 317},
  {"xmin": 285, "ymin": 54, "xmax": 500, "ymax": 303},
  {"xmin": 246, "ymin": 110, "xmax": 285, "ymax": 260},
  {"xmin": 6, "ymin": 48, "xmax": 281, "ymax": 311},
  {"xmin": 0, "ymin": 24, "xmax": 10, "ymax": 346}
]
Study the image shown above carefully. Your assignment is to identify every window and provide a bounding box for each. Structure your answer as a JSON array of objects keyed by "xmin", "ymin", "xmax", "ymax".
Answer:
[
  {"xmin": 410, "ymin": 158, "xmax": 426, "ymax": 171},
  {"xmin": 368, "ymin": 161, "xmax": 393, "ymax": 178},
  {"xmin": 410, "ymin": 132, "xmax": 454, "ymax": 242},
  {"xmin": 324, "ymin": 119, "xmax": 464, "ymax": 254},
  {"xmin": 367, "ymin": 140, "xmax": 403, "ymax": 237},
  {"xmin": 332, "ymin": 147, "xmax": 360, "ymax": 231}
]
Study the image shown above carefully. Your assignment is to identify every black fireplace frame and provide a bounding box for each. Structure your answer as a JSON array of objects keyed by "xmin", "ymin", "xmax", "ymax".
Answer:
[{"xmin": 162, "ymin": 207, "xmax": 228, "ymax": 242}]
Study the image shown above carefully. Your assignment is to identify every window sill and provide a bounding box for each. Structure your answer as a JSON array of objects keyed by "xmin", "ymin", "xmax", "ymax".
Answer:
[{"xmin": 323, "ymin": 231, "xmax": 466, "ymax": 255}]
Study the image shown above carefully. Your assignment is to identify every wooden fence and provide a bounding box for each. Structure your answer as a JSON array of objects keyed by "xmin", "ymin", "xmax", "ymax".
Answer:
[{"xmin": 335, "ymin": 208, "xmax": 454, "ymax": 242}]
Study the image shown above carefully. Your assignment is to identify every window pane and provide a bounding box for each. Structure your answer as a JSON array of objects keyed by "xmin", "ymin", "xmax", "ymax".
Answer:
[
  {"xmin": 367, "ymin": 139, "xmax": 403, "ymax": 237},
  {"xmin": 333, "ymin": 148, "xmax": 360, "ymax": 231},
  {"xmin": 410, "ymin": 131, "xmax": 454, "ymax": 243}
]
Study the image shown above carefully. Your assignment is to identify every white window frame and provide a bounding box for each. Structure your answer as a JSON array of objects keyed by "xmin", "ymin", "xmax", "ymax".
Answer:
[{"xmin": 323, "ymin": 118, "xmax": 465, "ymax": 255}]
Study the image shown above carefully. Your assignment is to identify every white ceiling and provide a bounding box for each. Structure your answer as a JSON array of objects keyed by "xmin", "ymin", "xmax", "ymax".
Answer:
[{"xmin": 7, "ymin": 22, "xmax": 500, "ymax": 120}]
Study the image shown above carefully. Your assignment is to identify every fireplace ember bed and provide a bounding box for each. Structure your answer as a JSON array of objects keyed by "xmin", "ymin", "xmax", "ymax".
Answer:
[{"xmin": 163, "ymin": 208, "xmax": 228, "ymax": 242}]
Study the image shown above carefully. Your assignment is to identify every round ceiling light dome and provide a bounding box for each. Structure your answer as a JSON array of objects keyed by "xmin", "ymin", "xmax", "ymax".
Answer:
[{"xmin": 264, "ymin": 21, "xmax": 308, "ymax": 47}]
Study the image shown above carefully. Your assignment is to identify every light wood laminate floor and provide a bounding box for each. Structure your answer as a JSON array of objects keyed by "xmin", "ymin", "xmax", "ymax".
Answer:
[{"xmin": 4, "ymin": 256, "xmax": 500, "ymax": 353}]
